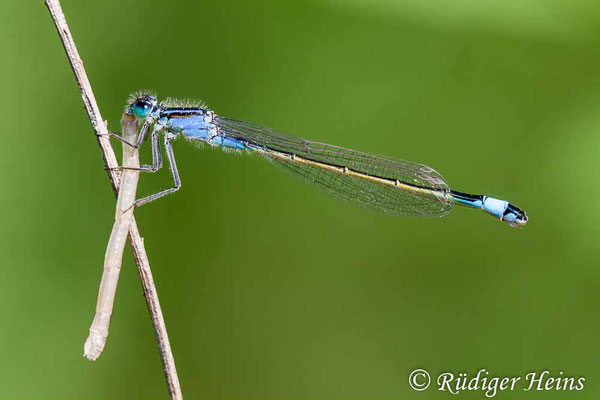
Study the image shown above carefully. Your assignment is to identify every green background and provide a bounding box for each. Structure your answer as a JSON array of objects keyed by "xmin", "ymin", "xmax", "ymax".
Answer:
[{"xmin": 2, "ymin": 0, "xmax": 600, "ymax": 398}]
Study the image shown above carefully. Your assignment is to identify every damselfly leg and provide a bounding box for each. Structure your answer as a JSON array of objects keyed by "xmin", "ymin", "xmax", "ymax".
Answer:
[
  {"xmin": 108, "ymin": 123, "xmax": 181, "ymax": 208},
  {"xmin": 108, "ymin": 119, "xmax": 151, "ymax": 149},
  {"xmin": 133, "ymin": 135, "xmax": 181, "ymax": 207}
]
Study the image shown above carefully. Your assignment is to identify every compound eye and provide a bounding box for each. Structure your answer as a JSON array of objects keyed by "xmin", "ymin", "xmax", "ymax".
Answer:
[{"xmin": 132, "ymin": 100, "xmax": 152, "ymax": 118}]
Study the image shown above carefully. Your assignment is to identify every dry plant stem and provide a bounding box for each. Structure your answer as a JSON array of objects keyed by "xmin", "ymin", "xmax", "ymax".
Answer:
[
  {"xmin": 84, "ymin": 114, "xmax": 140, "ymax": 360},
  {"xmin": 45, "ymin": 0, "xmax": 182, "ymax": 398}
]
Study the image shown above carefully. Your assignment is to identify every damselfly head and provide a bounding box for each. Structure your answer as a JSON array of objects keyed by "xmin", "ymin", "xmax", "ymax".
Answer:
[{"xmin": 128, "ymin": 94, "xmax": 157, "ymax": 119}]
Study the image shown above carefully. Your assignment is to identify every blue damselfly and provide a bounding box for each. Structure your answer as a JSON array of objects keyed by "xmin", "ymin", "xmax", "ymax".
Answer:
[{"xmin": 111, "ymin": 93, "xmax": 528, "ymax": 227}]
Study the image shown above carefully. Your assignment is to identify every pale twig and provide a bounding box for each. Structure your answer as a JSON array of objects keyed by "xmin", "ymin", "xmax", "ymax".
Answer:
[
  {"xmin": 84, "ymin": 113, "xmax": 141, "ymax": 360},
  {"xmin": 45, "ymin": 1, "xmax": 183, "ymax": 399}
]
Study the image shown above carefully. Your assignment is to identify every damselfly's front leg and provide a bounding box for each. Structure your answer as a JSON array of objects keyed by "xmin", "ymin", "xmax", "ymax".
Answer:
[
  {"xmin": 107, "ymin": 125, "xmax": 163, "ymax": 174},
  {"xmin": 134, "ymin": 135, "xmax": 181, "ymax": 207},
  {"xmin": 108, "ymin": 119, "xmax": 151, "ymax": 148}
]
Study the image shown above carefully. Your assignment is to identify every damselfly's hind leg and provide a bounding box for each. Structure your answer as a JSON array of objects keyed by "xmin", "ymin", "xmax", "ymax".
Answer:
[{"xmin": 134, "ymin": 135, "xmax": 181, "ymax": 208}]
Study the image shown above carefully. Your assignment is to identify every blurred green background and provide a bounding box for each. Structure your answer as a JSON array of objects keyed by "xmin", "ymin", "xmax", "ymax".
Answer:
[{"xmin": 2, "ymin": 0, "xmax": 600, "ymax": 398}]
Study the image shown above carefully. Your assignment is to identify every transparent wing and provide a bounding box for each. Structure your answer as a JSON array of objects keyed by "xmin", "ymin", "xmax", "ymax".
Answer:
[{"xmin": 215, "ymin": 116, "xmax": 453, "ymax": 217}]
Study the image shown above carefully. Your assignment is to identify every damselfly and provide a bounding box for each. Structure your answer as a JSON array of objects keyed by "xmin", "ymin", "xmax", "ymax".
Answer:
[{"xmin": 111, "ymin": 93, "xmax": 528, "ymax": 227}]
